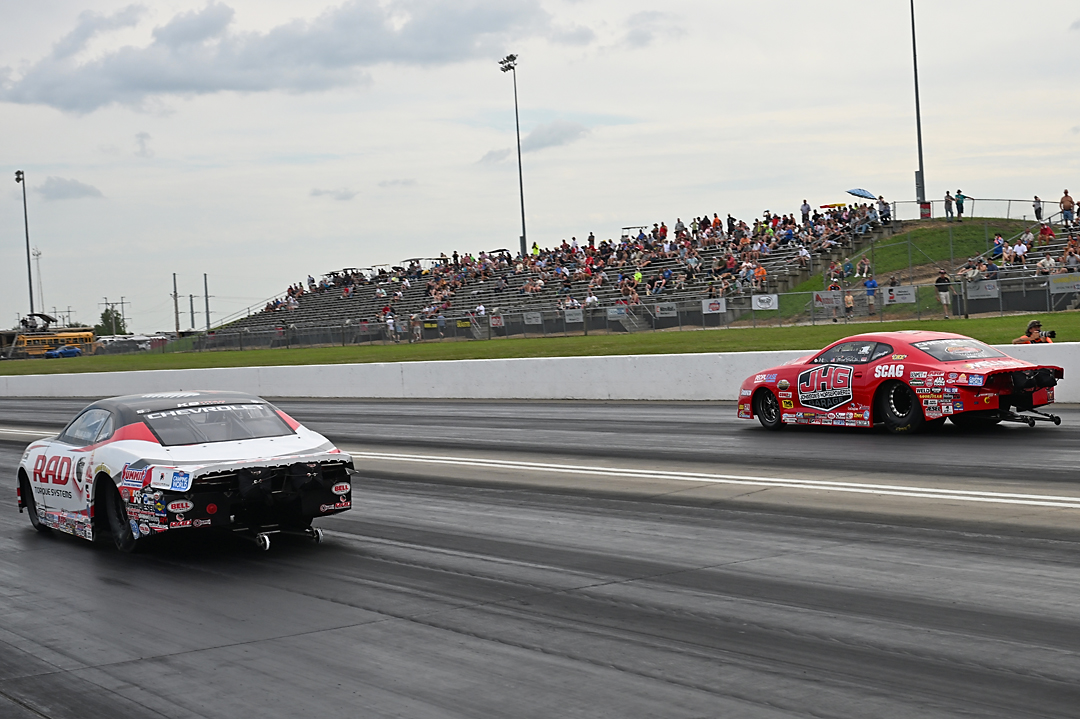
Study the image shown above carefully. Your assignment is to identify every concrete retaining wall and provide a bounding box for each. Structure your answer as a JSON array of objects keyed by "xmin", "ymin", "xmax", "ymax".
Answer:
[{"xmin": 1, "ymin": 343, "xmax": 1077, "ymax": 402}]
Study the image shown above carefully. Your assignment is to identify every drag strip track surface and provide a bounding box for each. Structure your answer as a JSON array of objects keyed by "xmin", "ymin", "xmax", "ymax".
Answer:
[{"xmin": 1, "ymin": 399, "xmax": 1080, "ymax": 717}]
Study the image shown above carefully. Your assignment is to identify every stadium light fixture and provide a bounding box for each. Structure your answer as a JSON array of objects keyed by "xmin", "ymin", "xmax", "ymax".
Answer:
[
  {"xmin": 499, "ymin": 54, "xmax": 528, "ymax": 260},
  {"xmin": 14, "ymin": 170, "xmax": 34, "ymax": 315}
]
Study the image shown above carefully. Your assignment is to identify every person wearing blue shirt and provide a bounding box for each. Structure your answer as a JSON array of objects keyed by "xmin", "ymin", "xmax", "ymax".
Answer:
[{"xmin": 863, "ymin": 275, "xmax": 879, "ymax": 316}]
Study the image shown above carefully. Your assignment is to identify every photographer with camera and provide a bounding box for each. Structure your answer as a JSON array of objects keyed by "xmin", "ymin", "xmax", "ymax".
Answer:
[{"xmin": 1012, "ymin": 319, "xmax": 1055, "ymax": 344}]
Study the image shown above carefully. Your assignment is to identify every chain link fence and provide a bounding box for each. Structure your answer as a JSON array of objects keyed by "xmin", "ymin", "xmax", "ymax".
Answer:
[{"xmin": 170, "ymin": 274, "xmax": 1079, "ymax": 352}]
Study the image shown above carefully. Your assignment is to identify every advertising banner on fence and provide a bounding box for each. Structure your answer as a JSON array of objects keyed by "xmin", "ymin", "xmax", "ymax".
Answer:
[
  {"xmin": 524, "ymin": 312, "xmax": 543, "ymax": 325},
  {"xmin": 1049, "ymin": 274, "xmax": 1080, "ymax": 295},
  {"xmin": 606, "ymin": 307, "xmax": 628, "ymax": 319},
  {"xmin": 489, "ymin": 315, "xmax": 505, "ymax": 328},
  {"xmin": 655, "ymin": 303, "xmax": 678, "ymax": 318},
  {"xmin": 752, "ymin": 294, "xmax": 779, "ymax": 311},
  {"xmin": 563, "ymin": 309, "xmax": 583, "ymax": 323},
  {"xmin": 882, "ymin": 286, "xmax": 917, "ymax": 305},
  {"xmin": 813, "ymin": 290, "xmax": 842, "ymax": 308},
  {"xmin": 965, "ymin": 280, "xmax": 999, "ymax": 299},
  {"xmin": 701, "ymin": 298, "xmax": 727, "ymax": 314}
]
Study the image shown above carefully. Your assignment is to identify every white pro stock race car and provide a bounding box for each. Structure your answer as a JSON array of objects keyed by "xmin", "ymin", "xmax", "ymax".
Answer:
[{"xmin": 16, "ymin": 391, "xmax": 355, "ymax": 552}]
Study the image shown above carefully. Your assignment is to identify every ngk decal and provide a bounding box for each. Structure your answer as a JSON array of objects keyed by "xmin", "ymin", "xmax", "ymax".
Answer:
[
  {"xmin": 873, "ymin": 364, "xmax": 905, "ymax": 379},
  {"xmin": 797, "ymin": 365, "xmax": 854, "ymax": 411}
]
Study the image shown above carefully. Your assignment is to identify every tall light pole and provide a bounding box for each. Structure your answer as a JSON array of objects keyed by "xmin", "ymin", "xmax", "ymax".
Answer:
[
  {"xmin": 14, "ymin": 171, "xmax": 34, "ymax": 315},
  {"xmin": 499, "ymin": 54, "xmax": 528, "ymax": 260},
  {"xmin": 910, "ymin": 0, "xmax": 926, "ymax": 207}
]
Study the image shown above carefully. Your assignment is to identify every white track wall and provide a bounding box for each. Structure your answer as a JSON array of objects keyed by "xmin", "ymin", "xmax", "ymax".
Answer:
[{"xmin": 1, "ymin": 344, "xmax": 1077, "ymax": 402}]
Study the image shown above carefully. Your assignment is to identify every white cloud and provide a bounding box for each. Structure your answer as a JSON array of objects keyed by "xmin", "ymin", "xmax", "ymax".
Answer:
[
  {"xmin": 34, "ymin": 177, "xmax": 104, "ymax": 201},
  {"xmin": 0, "ymin": 0, "xmax": 569, "ymax": 113},
  {"xmin": 1071, "ymin": 18, "xmax": 1080, "ymax": 30},
  {"xmin": 311, "ymin": 188, "xmax": 358, "ymax": 201},
  {"xmin": 134, "ymin": 131, "xmax": 154, "ymax": 158},
  {"xmin": 378, "ymin": 178, "xmax": 416, "ymax": 187}
]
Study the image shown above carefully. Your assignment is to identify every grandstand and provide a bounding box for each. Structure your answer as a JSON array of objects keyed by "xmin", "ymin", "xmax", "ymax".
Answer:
[{"xmin": 217, "ymin": 204, "xmax": 901, "ymax": 341}]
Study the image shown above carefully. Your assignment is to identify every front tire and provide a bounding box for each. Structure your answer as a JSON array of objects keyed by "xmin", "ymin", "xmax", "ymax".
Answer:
[
  {"xmin": 104, "ymin": 485, "xmax": 139, "ymax": 553},
  {"xmin": 753, "ymin": 389, "xmax": 783, "ymax": 431},
  {"xmin": 877, "ymin": 381, "xmax": 925, "ymax": 434},
  {"xmin": 19, "ymin": 474, "xmax": 50, "ymax": 533}
]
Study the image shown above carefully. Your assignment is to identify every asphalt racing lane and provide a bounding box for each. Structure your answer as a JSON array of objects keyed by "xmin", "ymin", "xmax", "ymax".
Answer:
[{"xmin": 2, "ymin": 399, "xmax": 1080, "ymax": 717}]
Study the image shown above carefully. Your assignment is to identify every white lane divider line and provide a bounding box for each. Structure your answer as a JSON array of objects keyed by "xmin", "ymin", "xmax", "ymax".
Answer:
[
  {"xmin": 0, "ymin": 428, "xmax": 53, "ymax": 437},
  {"xmin": 350, "ymin": 451, "xmax": 1080, "ymax": 510}
]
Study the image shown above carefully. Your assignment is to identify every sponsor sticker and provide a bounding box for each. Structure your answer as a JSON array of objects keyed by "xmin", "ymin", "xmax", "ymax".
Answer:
[
  {"xmin": 320, "ymin": 504, "xmax": 336, "ymax": 513},
  {"xmin": 797, "ymin": 365, "xmax": 853, "ymax": 411},
  {"xmin": 778, "ymin": 391, "xmax": 792, "ymax": 399},
  {"xmin": 331, "ymin": 482, "xmax": 351, "ymax": 495},
  {"xmin": 193, "ymin": 519, "xmax": 212, "ymax": 528},
  {"xmin": 167, "ymin": 499, "xmax": 194, "ymax": 514},
  {"xmin": 909, "ymin": 371, "xmax": 927, "ymax": 379},
  {"xmin": 874, "ymin": 364, "xmax": 905, "ymax": 379},
  {"xmin": 139, "ymin": 523, "xmax": 150, "ymax": 536},
  {"xmin": 891, "ymin": 354, "xmax": 907, "ymax": 360},
  {"xmin": 169, "ymin": 519, "xmax": 192, "ymax": 529},
  {"xmin": 740, "ymin": 389, "xmax": 752, "ymax": 396},
  {"xmin": 120, "ymin": 464, "xmax": 152, "ymax": 489},
  {"xmin": 967, "ymin": 375, "xmax": 985, "ymax": 387},
  {"xmin": 777, "ymin": 379, "xmax": 790, "ymax": 390},
  {"xmin": 942, "ymin": 404, "xmax": 954, "ymax": 414},
  {"xmin": 948, "ymin": 372, "xmax": 958, "ymax": 380},
  {"xmin": 754, "ymin": 374, "xmax": 768, "ymax": 383},
  {"xmin": 129, "ymin": 519, "xmax": 141, "ymax": 538},
  {"xmin": 909, "ymin": 380, "xmax": 924, "ymax": 386},
  {"xmin": 781, "ymin": 400, "xmax": 794, "ymax": 409}
]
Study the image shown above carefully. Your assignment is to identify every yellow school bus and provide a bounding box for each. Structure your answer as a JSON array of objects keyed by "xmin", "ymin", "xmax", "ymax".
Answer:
[{"xmin": 9, "ymin": 330, "xmax": 95, "ymax": 359}]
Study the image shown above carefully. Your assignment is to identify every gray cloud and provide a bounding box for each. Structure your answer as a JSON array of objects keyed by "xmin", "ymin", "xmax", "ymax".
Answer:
[
  {"xmin": 624, "ymin": 11, "xmax": 681, "ymax": 47},
  {"xmin": 34, "ymin": 177, "xmax": 104, "ymax": 201},
  {"xmin": 1071, "ymin": 18, "xmax": 1080, "ymax": 30},
  {"xmin": 520, "ymin": 119, "xmax": 589, "ymax": 152},
  {"xmin": 311, "ymin": 188, "xmax": 358, "ymax": 201},
  {"xmin": 52, "ymin": 5, "xmax": 147, "ymax": 59},
  {"xmin": 378, "ymin": 178, "xmax": 416, "ymax": 187},
  {"xmin": 134, "ymin": 131, "xmax": 154, "ymax": 158},
  {"xmin": 479, "ymin": 119, "xmax": 590, "ymax": 163},
  {"xmin": 1, "ymin": 0, "xmax": 570, "ymax": 113}
]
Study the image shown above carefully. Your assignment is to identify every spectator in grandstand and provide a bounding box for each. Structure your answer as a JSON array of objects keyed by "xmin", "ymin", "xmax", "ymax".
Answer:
[
  {"xmin": 855, "ymin": 256, "xmax": 871, "ymax": 278},
  {"xmin": 801, "ymin": 200, "xmax": 811, "ymax": 224},
  {"xmin": 843, "ymin": 291, "xmax": 854, "ymax": 318},
  {"xmin": 863, "ymin": 275, "xmax": 878, "ymax": 315},
  {"xmin": 935, "ymin": 270, "xmax": 952, "ymax": 319},
  {"xmin": 955, "ymin": 190, "xmax": 966, "ymax": 222},
  {"xmin": 828, "ymin": 279, "xmax": 842, "ymax": 323},
  {"xmin": 843, "ymin": 258, "xmax": 854, "ymax": 277},
  {"xmin": 1038, "ymin": 223, "xmax": 1056, "ymax": 246},
  {"xmin": 474, "ymin": 303, "xmax": 486, "ymax": 316},
  {"xmin": 1061, "ymin": 190, "xmax": 1075, "ymax": 226},
  {"xmin": 888, "ymin": 274, "xmax": 900, "ymax": 287},
  {"xmin": 1013, "ymin": 237, "xmax": 1029, "ymax": 265},
  {"xmin": 752, "ymin": 263, "xmax": 767, "ymax": 290},
  {"xmin": 944, "ymin": 191, "xmax": 954, "ymax": 221},
  {"xmin": 1037, "ymin": 253, "xmax": 1057, "ymax": 276},
  {"xmin": 984, "ymin": 259, "xmax": 999, "ymax": 280},
  {"xmin": 1034, "ymin": 196, "xmax": 1044, "ymax": 221},
  {"xmin": 436, "ymin": 313, "xmax": 446, "ymax": 338}
]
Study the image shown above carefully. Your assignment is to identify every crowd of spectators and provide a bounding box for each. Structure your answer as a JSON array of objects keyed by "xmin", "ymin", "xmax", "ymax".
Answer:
[{"xmin": 259, "ymin": 197, "xmax": 898, "ymax": 321}]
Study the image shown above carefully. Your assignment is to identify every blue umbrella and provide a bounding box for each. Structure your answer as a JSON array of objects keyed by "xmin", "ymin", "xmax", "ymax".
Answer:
[{"xmin": 847, "ymin": 188, "xmax": 877, "ymax": 200}]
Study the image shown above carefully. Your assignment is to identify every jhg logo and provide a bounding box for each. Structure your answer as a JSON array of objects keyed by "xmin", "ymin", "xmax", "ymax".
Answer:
[{"xmin": 797, "ymin": 365, "xmax": 853, "ymax": 411}]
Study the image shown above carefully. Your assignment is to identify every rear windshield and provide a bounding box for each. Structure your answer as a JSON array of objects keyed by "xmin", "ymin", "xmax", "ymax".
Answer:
[
  {"xmin": 911, "ymin": 338, "xmax": 1007, "ymax": 362},
  {"xmin": 142, "ymin": 403, "xmax": 294, "ymax": 446}
]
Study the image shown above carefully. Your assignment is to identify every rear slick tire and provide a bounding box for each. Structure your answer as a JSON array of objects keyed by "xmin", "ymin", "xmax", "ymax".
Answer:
[
  {"xmin": 19, "ymin": 475, "xmax": 50, "ymax": 533},
  {"xmin": 753, "ymin": 389, "xmax": 783, "ymax": 431},
  {"xmin": 105, "ymin": 485, "xmax": 139, "ymax": 553},
  {"xmin": 878, "ymin": 381, "xmax": 924, "ymax": 434}
]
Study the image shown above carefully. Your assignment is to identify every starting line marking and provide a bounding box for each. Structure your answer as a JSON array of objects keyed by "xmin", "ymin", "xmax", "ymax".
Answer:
[{"xmin": 349, "ymin": 450, "xmax": 1080, "ymax": 511}]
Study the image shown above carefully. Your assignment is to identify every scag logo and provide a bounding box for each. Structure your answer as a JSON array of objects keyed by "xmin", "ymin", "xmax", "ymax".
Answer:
[
  {"xmin": 797, "ymin": 365, "xmax": 853, "ymax": 411},
  {"xmin": 874, "ymin": 364, "xmax": 905, "ymax": 379}
]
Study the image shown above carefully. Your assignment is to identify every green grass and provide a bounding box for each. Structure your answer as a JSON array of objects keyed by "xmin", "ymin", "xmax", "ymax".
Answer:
[{"xmin": 3, "ymin": 312, "xmax": 1076, "ymax": 376}]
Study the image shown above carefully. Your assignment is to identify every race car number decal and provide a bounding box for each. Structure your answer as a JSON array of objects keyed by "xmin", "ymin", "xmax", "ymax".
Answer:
[
  {"xmin": 797, "ymin": 365, "xmax": 853, "ymax": 411},
  {"xmin": 873, "ymin": 364, "xmax": 905, "ymax": 379}
]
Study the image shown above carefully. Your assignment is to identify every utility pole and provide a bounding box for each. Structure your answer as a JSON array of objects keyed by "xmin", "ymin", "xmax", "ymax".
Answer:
[
  {"xmin": 118, "ymin": 297, "xmax": 128, "ymax": 332},
  {"xmin": 204, "ymin": 273, "xmax": 211, "ymax": 332},
  {"xmin": 101, "ymin": 297, "xmax": 118, "ymax": 335},
  {"xmin": 499, "ymin": 54, "xmax": 528, "ymax": 260},
  {"xmin": 189, "ymin": 294, "xmax": 195, "ymax": 330},
  {"xmin": 14, "ymin": 170, "xmax": 34, "ymax": 315},
  {"xmin": 910, "ymin": 0, "xmax": 927, "ymax": 206},
  {"xmin": 172, "ymin": 273, "xmax": 180, "ymax": 339},
  {"xmin": 32, "ymin": 247, "xmax": 44, "ymax": 313}
]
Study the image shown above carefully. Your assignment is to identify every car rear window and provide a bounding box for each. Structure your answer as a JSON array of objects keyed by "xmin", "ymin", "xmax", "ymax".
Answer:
[
  {"xmin": 142, "ymin": 403, "xmax": 294, "ymax": 446},
  {"xmin": 911, "ymin": 338, "xmax": 1006, "ymax": 362}
]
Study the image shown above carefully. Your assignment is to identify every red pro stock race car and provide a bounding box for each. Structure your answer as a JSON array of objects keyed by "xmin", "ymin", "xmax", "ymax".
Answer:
[
  {"xmin": 738, "ymin": 331, "xmax": 1063, "ymax": 433},
  {"xmin": 16, "ymin": 391, "xmax": 356, "ymax": 552}
]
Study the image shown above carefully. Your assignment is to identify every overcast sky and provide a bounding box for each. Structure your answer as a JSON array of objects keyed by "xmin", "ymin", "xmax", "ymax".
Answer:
[{"xmin": 2, "ymin": 0, "xmax": 1078, "ymax": 332}]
